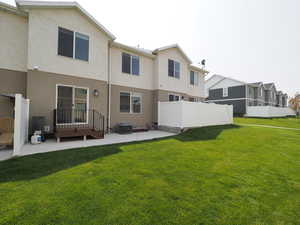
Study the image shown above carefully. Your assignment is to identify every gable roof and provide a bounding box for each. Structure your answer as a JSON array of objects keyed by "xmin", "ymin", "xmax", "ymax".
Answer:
[
  {"xmin": 111, "ymin": 42, "xmax": 155, "ymax": 58},
  {"xmin": 153, "ymin": 44, "xmax": 192, "ymax": 64},
  {"xmin": 16, "ymin": 0, "xmax": 116, "ymax": 40},
  {"xmin": 0, "ymin": 1, "xmax": 27, "ymax": 16},
  {"xmin": 189, "ymin": 64, "xmax": 209, "ymax": 74},
  {"xmin": 208, "ymin": 75, "xmax": 246, "ymax": 89},
  {"xmin": 264, "ymin": 83, "xmax": 275, "ymax": 90},
  {"xmin": 248, "ymin": 82, "xmax": 264, "ymax": 87}
]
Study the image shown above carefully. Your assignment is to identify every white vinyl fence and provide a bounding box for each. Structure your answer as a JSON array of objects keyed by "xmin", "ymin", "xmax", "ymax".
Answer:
[
  {"xmin": 13, "ymin": 94, "xmax": 30, "ymax": 156},
  {"xmin": 246, "ymin": 106, "xmax": 296, "ymax": 118},
  {"xmin": 158, "ymin": 101, "xmax": 233, "ymax": 129}
]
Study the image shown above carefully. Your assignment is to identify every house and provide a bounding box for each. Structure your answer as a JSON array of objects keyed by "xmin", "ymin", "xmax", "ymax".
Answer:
[
  {"xmin": 0, "ymin": 0, "xmax": 208, "ymax": 139},
  {"xmin": 205, "ymin": 75, "xmax": 289, "ymax": 116}
]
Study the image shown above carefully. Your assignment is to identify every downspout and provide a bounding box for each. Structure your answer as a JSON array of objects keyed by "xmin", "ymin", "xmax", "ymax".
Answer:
[
  {"xmin": 245, "ymin": 84, "xmax": 248, "ymax": 116},
  {"xmin": 107, "ymin": 42, "xmax": 112, "ymax": 133}
]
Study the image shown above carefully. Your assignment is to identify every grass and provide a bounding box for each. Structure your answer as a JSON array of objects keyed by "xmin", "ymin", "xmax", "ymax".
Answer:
[
  {"xmin": 234, "ymin": 116, "xmax": 300, "ymax": 129},
  {"xmin": 1, "ymin": 125, "xmax": 300, "ymax": 225}
]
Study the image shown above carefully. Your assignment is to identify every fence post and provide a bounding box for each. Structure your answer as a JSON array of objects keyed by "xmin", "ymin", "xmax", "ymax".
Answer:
[{"xmin": 157, "ymin": 101, "xmax": 160, "ymax": 126}]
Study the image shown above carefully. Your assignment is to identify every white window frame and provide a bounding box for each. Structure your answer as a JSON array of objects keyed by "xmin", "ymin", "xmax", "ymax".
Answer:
[
  {"xmin": 58, "ymin": 27, "xmax": 89, "ymax": 62},
  {"xmin": 119, "ymin": 91, "xmax": 142, "ymax": 114},
  {"xmin": 55, "ymin": 84, "xmax": 89, "ymax": 125},
  {"xmin": 168, "ymin": 93, "xmax": 181, "ymax": 102},
  {"xmin": 223, "ymin": 87, "xmax": 228, "ymax": 97}
]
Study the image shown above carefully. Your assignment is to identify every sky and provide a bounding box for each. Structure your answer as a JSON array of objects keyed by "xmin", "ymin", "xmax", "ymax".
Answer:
[{"xmin": 4, "ymin": 0, "xmax": 300, "ymax": 96}]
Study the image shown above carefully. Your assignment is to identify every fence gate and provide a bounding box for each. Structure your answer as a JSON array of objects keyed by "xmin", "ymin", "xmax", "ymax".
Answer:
[{"xmin": 13, "ymin": 94, "xmax": 30, "ymax": 156}]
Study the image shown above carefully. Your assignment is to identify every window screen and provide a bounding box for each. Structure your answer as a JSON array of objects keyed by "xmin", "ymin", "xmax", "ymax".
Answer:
[
  {"xmin": 122, "ymin": 53, "xmax": 131, "ymax": 74},
  {"xmin": 58, "ymin": 27, "xmax": 74, "ymax": 58},
  {"xmin": 168, "ymin": 59, "xmax": 174, "ymax": 77},
  {"xmin": 120, "ymin": 92, "xmax": 130, "ymax": 113}
]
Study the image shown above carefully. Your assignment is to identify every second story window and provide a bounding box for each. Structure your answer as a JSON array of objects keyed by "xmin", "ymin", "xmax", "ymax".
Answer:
[
  {"xmin": 168, "ymin": 59, "xmax": 180, "ymax": 78},
  {"xmin": 122, "ymin": 53, "xmax": 140, "ymax": 75},
  {"xmin": 58, "ymin": 27, "xmax": 89, "ymax": 61},
  {"xmin": 190, "ymin": 71, "xmax": 199, "ymax": 86},
  {"xmin": 223, "ymin": 87, "xmax": 228, "ymax": 97}
]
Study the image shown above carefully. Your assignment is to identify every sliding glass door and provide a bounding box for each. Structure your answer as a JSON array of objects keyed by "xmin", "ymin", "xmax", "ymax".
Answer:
[{"xmin": 56, "ymin": 85, "xmax": 88, "ymax": 124}]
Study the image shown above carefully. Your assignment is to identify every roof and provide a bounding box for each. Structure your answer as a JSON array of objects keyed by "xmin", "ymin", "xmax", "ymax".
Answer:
[
  {"xmin": 0, "ymin": 93, "xmax": 15, "ymax": 98},
  {"xmin": 15, "ymin": 0, "xmax": 116, "ymax": 40},
  {"xmin": 0, "ymin": 1, "xmax": 27, "ymax": 16},
  {"xmin": 248, "ymin": 82, "xmax": 263, "ymax": 87},
  {"xmin": 111, "ymin": 42, "xmax": 155, "ymax": 58},
  {"xmin": 264, "ymin": 83, "xmax": 275, "ymax": 90},
  {"xmin": 208, "ymin": 75, "xmax": 247, "ymax": 90},
  {"xmin": 189, "ymin": 64, "xmax": 209, "ymax": 74},
  {"xmin": 153, "ymin": 44, "xmax": 192, "ymax": 64}
]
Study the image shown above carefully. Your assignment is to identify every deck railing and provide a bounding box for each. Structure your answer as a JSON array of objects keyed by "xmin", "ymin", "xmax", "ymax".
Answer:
[{"xmin": 53, "ymin": 108, "xmax": 105, "ymax": 133}]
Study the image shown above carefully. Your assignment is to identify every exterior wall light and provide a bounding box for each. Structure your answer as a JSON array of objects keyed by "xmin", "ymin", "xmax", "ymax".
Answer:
[{"xmin": 93, "ymin": 89, "xmax": 99, "ymax": 97}]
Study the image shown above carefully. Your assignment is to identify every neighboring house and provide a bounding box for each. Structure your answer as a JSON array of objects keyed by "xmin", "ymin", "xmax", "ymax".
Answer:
[
  {"xmin": 0, "ymin": 1, "xmax": 208, "ymax": 135},
  {"xmin": 263, "ymin": 83, "xmax": 277, "ymax": 106},
  {"xmin": 205, "ymin": 75, "xmax": 288, "ymax": 116}
]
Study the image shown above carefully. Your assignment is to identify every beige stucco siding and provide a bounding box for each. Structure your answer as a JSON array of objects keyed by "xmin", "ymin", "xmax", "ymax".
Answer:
[
  {"xmin": 0, "ymin": 10, "xmax": 28, "ymax": 72},
  {"xmin": 0, "ymin": 68, "xmax": 27, "ymax": 95},
  {"xmin": 110, "ymin": 46, "xmax": 154, "ymax": 90},
  {"xmin": 27, "ymin": 8, "xmax": 109, "ymax": 81},
  {"xmin": 27, "ymin": 70, "xmax": 108, "ymax": 133},
  {"xmin": 154, "ymin": 48, "xmax": 189, "ymax": 93},
  {"xmin": 187, "ymin": 69, "xmax": 206, "ymax": 98},
  {"xmin": 154, "ymin": 48, "xmax": 205, "ymax": 98},
  {"xmin": 110, "ymin": 85, "xmax": 154, "ymax": 128},
  {"xmin": 0, "ymin": 68, "xmax": 27, "ymax": 118}
]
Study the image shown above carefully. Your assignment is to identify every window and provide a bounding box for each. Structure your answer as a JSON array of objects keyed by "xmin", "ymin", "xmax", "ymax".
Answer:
[
  {"xmin": 75, "ymin": 32, "xmax": 89, "ymax": 61},
  {"xmin": 132, "ymin": 94, "xmax": 141, "ymax": 113},
  {"xmin": 169, "ymin": 94, "xmax": 180, "ymax": 102},
  {"xmin": 168, "ymin": 59, "xmax": 180, "ymax": 78},
  {"xmin": 189, "ymin": 97, "xmax": 196, "ymax": 102},
  {"xmin": 58, "ymin": 27, "xmax": 74, "ymax": 58},
  {"xmin": 120, "ymin": 92, "xmax": 142, "ymax": 113},
  {"xmin": 56, "ymin": 85, "xmax": 88, "ymax": 124},
  {"xmin": 58, "ymin": 27, "xmax": 89, "ymax": 61},
  {"xmin": 120, "ymin": 92, "xmax": 130, "ymax": 113},
  {"xmin": 190, "ymin": 71, "xmax": 199, "ymax": 86},
  {"xmin": 122, "ymin": 53, "xmax": 140, "ymax": 75},
  {"xmin": 223, "ymin": 87, "xmax": 228, "ymax": 97}
]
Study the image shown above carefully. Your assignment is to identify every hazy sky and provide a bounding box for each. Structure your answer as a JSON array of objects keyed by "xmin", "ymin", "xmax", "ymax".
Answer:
[{"xmin": 4, "ymin": 0, "xmax": 300, "ymax": 96}]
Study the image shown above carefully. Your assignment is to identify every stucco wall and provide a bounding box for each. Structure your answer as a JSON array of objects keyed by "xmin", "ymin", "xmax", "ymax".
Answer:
[
  {"xmin": 110, "ymin": 46, "xmax": 154, "ymax": 90},
  {"xmin": 27, "ymin": 8, "xmax": 109, "ymax": 81},
  {"xmin": 0, "ymin": 10, "xmax": 28, "ymax": 72},
  {"xmin": 27, "ymin": 70, "xmax": 108, "ymax": 133},
  {"xmin": 154, "ymin": 48, "xmax": 205, "ymax": 98},
  {"xmin": 110, "ymin": 84, "xmax": 154, "ymax": 128}
]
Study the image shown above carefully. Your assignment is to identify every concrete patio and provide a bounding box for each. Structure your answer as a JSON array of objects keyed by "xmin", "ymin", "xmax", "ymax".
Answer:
[{"xmin": 0, "ymin": 130, "xmax": 175, "ymax": 161}]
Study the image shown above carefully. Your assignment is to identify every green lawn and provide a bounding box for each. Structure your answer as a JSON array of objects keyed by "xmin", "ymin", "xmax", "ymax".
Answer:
[
  {"xmin": 1, "ymin": 125, "xmax": 300, "ymax": 225},
  {"xmin": 234, "ymin": 117, "xmax": 300, "ymax": 129}
]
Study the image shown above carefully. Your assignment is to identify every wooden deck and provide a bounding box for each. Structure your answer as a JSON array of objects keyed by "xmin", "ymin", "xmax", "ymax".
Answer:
[{"xmin": 54, "ymin": 128, "xmax": 104, "ymax": 142}]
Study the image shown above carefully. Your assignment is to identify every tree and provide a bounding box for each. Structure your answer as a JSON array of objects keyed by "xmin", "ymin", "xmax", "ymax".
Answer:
[{"xmin": 289, "ymin": 93, "xmax": 300, "ymax": 116}]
